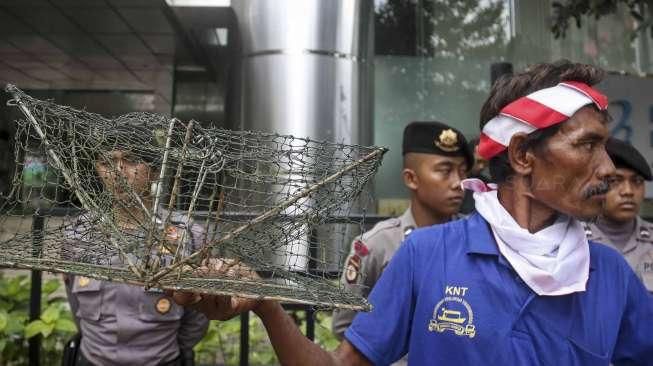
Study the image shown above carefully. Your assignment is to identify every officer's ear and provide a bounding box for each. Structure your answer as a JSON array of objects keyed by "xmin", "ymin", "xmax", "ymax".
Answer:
[
  {"xmin": 402, "ymin": 168, "xmax": 419, "ymax": 191},
  {"xmin": 403, "ymin": 153, "xmax": 421, "ymax": 191}
]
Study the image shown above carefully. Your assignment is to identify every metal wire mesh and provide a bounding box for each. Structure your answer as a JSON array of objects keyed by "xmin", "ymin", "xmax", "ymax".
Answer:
[{"xmin": 0, "ymin": 85, "xmax": 386, "ymax": 310}]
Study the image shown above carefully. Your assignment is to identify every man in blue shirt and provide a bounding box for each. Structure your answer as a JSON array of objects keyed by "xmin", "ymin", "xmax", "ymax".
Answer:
[{"xmin": 173, "ymin": 61, "xmax": 653, "ymax": 365}]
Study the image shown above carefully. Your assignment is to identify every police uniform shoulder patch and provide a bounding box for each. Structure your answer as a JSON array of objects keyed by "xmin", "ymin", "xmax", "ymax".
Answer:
[
  {"xmin": 165, "ymin": 225, "xmax": 181, "ymax": 241},
  {"xmin": 159, "ymin": 224, "xmax": 187, "ymax": 255},
  {"xmin": 353, "ymin": 240, "xmax": 370, "ymax": 257},
  {"xmin": 156, "ymin": 297, "xmax": 172, "ymax": 314},
  {"xmin": 345, "ymin": 255, "xmax": 361, "ymax": 284}
]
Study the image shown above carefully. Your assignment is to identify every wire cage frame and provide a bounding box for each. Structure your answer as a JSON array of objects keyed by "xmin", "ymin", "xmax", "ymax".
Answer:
[{"xmin": 0, "ymin": 85, "xmax": 387, "ymax": 311}]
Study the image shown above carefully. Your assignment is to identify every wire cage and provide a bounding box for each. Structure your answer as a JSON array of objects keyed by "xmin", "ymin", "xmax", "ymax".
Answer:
[{"xmin": 0, "ymin": 85, "xmax": 387, "ymax": 310}]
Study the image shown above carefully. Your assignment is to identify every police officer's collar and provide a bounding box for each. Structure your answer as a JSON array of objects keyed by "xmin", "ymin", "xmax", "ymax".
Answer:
[
  {"xmin": 400, "ymin": 207, "xmax": 417, "ymax": 233},
  {"xmin": 402, "ymin": 206, "xmax": 460, "ymax": 235},
  {"xmin": 465, "ymin": 212, "xmax": 597, "ymax": 271},
  {"xmin": 636, "ymin": 216, "xmax": 651, "ymax": 241},
  {"xmin": 594, "ymin": 216, "xmax": 644, "ymax": 254}
]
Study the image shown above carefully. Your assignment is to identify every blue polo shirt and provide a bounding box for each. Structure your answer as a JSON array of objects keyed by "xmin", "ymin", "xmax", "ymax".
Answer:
[{"xmin": 345, "ymin": 213, "xmax": 653, "ymax": 365}]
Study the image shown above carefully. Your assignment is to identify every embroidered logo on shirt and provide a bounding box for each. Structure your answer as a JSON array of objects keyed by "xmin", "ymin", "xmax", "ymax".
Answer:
[
  {"xmin": 345, "ymin": 255, "xmax": 361, "ymax": 284},
  {"xmin": 428, "ymin": 286, "xmax": 476, "ymax": 338}
]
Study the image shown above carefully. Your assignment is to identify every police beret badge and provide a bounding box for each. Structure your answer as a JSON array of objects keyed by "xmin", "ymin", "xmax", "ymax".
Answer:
[
  {"xmin": 345, "ymin": 255, "xmax": 361, "ymax": 284},
  {"xmin": 435, "ymin": 129, "xmax": 459, "ymax": 152}
]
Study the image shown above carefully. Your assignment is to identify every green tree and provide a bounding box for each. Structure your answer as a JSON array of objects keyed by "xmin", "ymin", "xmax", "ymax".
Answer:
[
  {"xmin": 374, "ymin": 0, "xmax": 509, "ymax": 137},
  {"xmin": 552, "ymin": 0, "xmax": 653, "ymax": 39},
  {"xmin": 376, "ymin": 0, "xmax": 508, "ymax": 60}
]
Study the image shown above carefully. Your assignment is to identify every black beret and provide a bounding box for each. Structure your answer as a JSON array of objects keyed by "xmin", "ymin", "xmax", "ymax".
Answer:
[
  {"xmin": 606, "ymin": 138, "xmax": 652, "ymax": 181},
  {"xmin": 402, "ymin": 121, "xmax": 473, "ymax": 169}
]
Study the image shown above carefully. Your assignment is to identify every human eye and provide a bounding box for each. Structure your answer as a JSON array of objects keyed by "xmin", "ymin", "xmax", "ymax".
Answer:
[
  {"xmin": 580, "ymin": 141, "xmax": 596, "ymax": 151},
  {"xmin": 607, "ymin": 176, "xmax": 621, "ymax": 187},
  {"xmin": 436, "ymin": 166, "xmax": 452, "ymax": 175}
]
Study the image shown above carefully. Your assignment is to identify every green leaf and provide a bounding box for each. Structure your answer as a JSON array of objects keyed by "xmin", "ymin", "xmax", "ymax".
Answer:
[
  {"xmin": 0, "ymin": 311, "xmax": 7, "ymax": 331},
  {"xmin": 25, "ymin": 320, "xmax": 47, "ymax": 338},
  {"xmin": 6, "ymin": 277, "xmax": 22, "ymax": 297},
  {"xmin": 42, "ymin": 279, "xmax": 60, "ymax": 295},
  {"xmin": 0, "ymin": 338, "xmax": 6, "ymax": 352},
  {"xmin": 54, "ymin": 318, "xmax": 77, "ymax": 333},
  {"xmin": 0, "ymin": 300, "xmax": 11, "ymax": 312},
  {"xmin": 40, "ymin": 305, "xmax": 61, "ymax": 324},
  {"xmin": 5, "ymin": 313, "xmax": 27, "ymax": 334},
  {"xmin": 42, "ymin": 322, "xmax": 55, "ymax": 337}
]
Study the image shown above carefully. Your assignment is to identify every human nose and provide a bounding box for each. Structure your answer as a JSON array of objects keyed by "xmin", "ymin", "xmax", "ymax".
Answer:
[
  {"xmin": 450, "ymin": 169, "xmax": 465, "ymax": 190},
  {"xmin": 620, "ymin": 180, "xmax": 634, "ymax": 197},
  {"xmin": 596, "ymin": 147, "xmax": 616, "ymax": 182}
]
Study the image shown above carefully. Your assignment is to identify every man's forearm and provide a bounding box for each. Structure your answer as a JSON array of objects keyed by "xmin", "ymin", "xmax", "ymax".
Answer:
[
  {"xmin": 254, "ymin": 301, "xmax": 339, "ymax": 366},
  {"xmin": 170, "ymin": 291, "xmax": 371, "ymax": 365}
]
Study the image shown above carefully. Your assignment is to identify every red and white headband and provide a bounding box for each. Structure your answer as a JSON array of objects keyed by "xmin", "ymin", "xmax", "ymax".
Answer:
[{"xmin": 478, "ymin": 81, "xmax": 609, "ymax": 160}]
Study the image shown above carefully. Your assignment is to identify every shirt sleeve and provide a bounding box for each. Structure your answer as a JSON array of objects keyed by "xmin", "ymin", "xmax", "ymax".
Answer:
[
  {"xmin": 611, "ymin": 266, "xmax": 653, "ymax": 365},
  {"xmin": 177, "ymin": 308, "xmax": 209, "ymax": 351},
  {"xmin": 63, "ymin": 274, "xmax": 81, "ymax": 330},
  {"xmin": 344, "ymin": 238, "xmax": 415, "ymax": 365},
  {"xmin": 332, "ymin": 239, "xmax": 381, "ymax": 339}
]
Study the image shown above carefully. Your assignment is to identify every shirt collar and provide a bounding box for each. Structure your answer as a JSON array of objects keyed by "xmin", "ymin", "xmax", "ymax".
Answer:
[
  {"xmin": 399, "ymin": 206, "xmax": 417, "ymax": 231},
  {"xmin": 465, "ymin": 212, "xmax": 500, "ymax": 256},
  {"xmin": 635, "ymin": 216, "xmax": 651, "ymax": 241},
  {"xmin": 466, "ymin": 212, "xmax": 597, "ymax": 271}
]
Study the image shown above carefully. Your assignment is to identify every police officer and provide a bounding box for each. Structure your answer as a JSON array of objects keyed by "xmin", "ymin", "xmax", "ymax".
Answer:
[
  {"xmin": 63, "ymin": 123, "xmax": 209, "ymax": 366},
  {"xmin": 332, "ymin": 121, "xmax": 472, "ymax": 350},
  {"xmin": 584, "ymin": 137, "xmax": 653, "ymax": 290}
]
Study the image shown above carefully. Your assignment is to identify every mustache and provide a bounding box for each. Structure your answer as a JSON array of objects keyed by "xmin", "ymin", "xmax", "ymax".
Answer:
[{"xmin": 582, "ymin": 181, "xmax": 611, "ymax": 200}]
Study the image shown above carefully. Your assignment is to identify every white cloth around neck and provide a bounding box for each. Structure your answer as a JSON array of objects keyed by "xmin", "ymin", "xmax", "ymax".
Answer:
[{"xmin": 462, "ymin": 179, "xmax": 589, "ymax": 296}]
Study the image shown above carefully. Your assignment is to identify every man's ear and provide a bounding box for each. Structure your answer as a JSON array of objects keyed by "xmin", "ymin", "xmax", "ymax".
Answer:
[
  {"xmin": 402, "ymin": 168, "xmax": 418, "ymax": 191},
  {"xmin": 507, "ymin": 133, "xmax": 534, "ymax": 176}
]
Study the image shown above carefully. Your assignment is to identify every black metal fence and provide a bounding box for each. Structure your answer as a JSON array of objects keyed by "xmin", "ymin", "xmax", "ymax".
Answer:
[{"xmin": 25, "ymin": 207, "xmax": 390, "ymax": 365}]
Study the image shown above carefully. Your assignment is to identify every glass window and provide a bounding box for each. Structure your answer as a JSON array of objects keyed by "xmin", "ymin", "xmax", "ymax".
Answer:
[{"xmin": 373, "ymin": 0, "xmax": 653, "ymax": 207}]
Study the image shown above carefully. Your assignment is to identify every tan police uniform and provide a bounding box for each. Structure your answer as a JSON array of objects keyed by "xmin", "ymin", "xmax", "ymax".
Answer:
[
  {"xmin": 332, "ymin": 207, "xmax": 417, "ymax": 339},
  {"xmin": 331, "ymin": 121, "xmax": 472, "ymax": 366},
  {"xmin": 332, "ymin": 208, "xmax": 416, "ymax": 366},
  {"xmin": 584, "ymin": 217, "xmax": 653, "ymax": 291},
  {"xmin": 332, "ymin": 208, "xmax": 463, "ymax": 366},
  {"xmin": 63, "ymin": 210, "xmax": 209, "ymax": 366}
]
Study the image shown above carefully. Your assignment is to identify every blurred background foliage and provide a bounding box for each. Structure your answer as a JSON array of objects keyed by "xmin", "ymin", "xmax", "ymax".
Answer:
[{"xmin": 0, "ymin": 273, "xmax": 338, "ymax": 366}]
